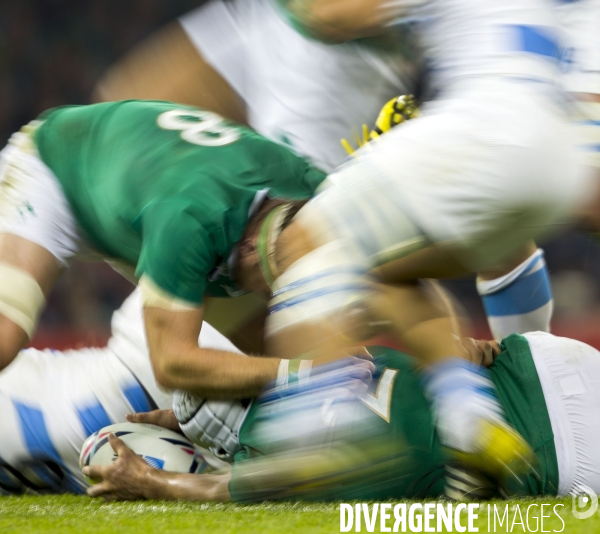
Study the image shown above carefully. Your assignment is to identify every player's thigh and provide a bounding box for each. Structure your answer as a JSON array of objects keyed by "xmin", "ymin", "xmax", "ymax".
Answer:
[
  {"xmin": 0, "ymin": 132, "xmax": 80, "ymax": 357},
  {"xmin": 0, "ymin": 235, "xmax": 62, "ymax": 363},
  {"xmin": 365, "ymin": 100, "xmax": 575, "ymax": 271},
  {"xmin": 297, "ymin": 113, "xmax": 464, "ymax": 266},
  {"xmin": 94, "ymin": 20, "xmax": 247, "ymax": 124},
  {"xmin": 0, "ymin": 234, "xmax": 62, "ymax": 294}
]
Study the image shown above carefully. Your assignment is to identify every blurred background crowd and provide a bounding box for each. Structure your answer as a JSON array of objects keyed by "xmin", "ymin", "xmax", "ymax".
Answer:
[{"xmin": 2, "ymin": 0, "xmax": 600, "ymax": 347}]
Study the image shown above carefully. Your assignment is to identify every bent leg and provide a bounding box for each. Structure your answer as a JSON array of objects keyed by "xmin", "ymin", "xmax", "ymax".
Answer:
[
  {"xmin": 0, "ymin": 234, "xmax": 62, "ymax": 369},
  {"xmin": 0, "ymin": 128, "xmax": 85, "ymax": 369},
  {"xmin": 93, "ymin": 20, "xmax": 247, "ymax": 124}
]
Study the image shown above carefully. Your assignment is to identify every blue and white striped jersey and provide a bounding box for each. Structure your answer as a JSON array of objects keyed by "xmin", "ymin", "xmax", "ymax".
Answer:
[
  {"xmin": 0, "ymin": 289, "xmax": 242, "ymax": 495},
  {"xmin": 0, "ymin": 345, "xmax": 160, "ymax": 495}
]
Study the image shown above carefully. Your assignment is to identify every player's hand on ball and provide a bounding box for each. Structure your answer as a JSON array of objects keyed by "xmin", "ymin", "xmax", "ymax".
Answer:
[
  {"xmin": 84, "ymin": 434, "xmax": 153, "ymax": 501},
  {"xmin": 126, "ymin": 410, "xmax": 181, "ymax": 433}
]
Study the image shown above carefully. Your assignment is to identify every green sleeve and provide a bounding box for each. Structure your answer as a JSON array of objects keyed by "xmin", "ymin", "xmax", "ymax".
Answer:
[{"xmin": 135, "ymin": 201, "xmax": 217, "ymax": 304}]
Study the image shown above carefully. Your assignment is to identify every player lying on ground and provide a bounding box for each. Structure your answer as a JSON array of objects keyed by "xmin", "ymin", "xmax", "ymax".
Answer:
[
  {"xmin": 94, "ymin": 0, "xmax": 556, "ymax": 343},
  {"xmin": 0, "ymin": 100, "xmax": 379, "ymax": 400},
  {"xmin": 0, "ymin": 289, "xmax": 240, "ymax": 494},
  {"xmin": 0, "ymin": 283, "xmax": 478, "ymax": 495},
  {"xmin": 85, "ymin": 329, "xmax": 600, "ymax": 503},
  {"xmin": 248, "ymin": 0, "xmax": 591, "ymax": 492},
  {"xmin": 2, "ymin": 282, "xmax": 596, "ymax": 501}
]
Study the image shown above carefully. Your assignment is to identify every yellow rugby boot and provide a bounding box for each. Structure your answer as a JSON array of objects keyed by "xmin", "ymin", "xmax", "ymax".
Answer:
[{"xmin": 341, "ymin": 94, "xmax": 419, "ymax": 155}]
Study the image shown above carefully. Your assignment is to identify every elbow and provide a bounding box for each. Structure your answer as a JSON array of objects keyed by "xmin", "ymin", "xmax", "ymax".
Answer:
[
  {"xmin": 151, "ymin": 353, "xmax": 182, "ymax": 390},
  {"xmin": 152, "ymin": 361, "xmax": 180, "ymax": 389}
]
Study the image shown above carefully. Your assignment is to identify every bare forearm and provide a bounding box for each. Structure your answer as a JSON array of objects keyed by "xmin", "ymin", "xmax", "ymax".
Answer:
[
  {"xmin": 154, "ymin": 348, "xmax": 280, "ymax": 398},
  {"xmin": 144, "ymin": 306, "xmax": 279, "ymax": 397},
  {"xmin": 143, "ymin": 470, "xmax": 231, "ymax": 502}
]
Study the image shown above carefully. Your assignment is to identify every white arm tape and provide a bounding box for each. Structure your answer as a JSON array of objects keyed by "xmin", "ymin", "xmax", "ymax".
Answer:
[
  {"xmin": 0, "ymin": 262, "xmax": 45, "ymax": 337},
  {"xmin": 276, "ymin": 359, "xmax": 290, "ymax": 388},
  {"xmin": 138, "ymin": 274, "xmax": 199, "ymax": 312},
  {"xmin": 173, "ymin": 389, "xmax": 250, "ymax": 461},
  {"xmin": 276, "ymin": 358, "xmax": 314, "ymax": 388}
]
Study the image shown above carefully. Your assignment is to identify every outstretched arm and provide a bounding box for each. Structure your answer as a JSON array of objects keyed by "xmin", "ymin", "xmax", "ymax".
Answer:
[{"xmin": 85, "ymin": 434, "xmax": 231, "ymax": 502}]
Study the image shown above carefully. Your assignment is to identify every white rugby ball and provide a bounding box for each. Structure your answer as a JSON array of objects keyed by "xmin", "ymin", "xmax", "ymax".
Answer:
[{"xmin": 79, "ymin": 422, "xmax": 211, "ymax": 482}]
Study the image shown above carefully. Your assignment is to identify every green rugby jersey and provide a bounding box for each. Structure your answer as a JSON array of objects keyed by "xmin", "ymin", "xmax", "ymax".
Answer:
[
  {"xmin": 230, "ymin": 335, "xmax": 558, "ymax": 501},
  {"xmin": 34, "ymin": 101, "xmax": 325, "ymax": 303}
]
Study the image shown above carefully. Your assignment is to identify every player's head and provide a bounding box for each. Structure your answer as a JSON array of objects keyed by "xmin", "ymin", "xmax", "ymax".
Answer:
[{"xmin": 235, "ymin": 198, "xmax": 307, "ymax": 295}]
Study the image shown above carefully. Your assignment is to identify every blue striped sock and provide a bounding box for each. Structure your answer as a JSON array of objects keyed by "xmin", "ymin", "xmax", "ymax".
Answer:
[{"xmin": 477, "ymin": 249, "xmax": 553, "ymax": 340}]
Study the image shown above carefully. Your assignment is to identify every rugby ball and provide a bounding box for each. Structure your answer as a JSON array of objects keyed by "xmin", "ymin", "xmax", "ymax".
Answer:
[{"xmin": 79, "ymin": 422, "xmax": 211, "ymax": 482}]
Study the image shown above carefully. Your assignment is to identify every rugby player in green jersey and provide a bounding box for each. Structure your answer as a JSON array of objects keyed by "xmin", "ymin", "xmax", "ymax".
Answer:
[
  {"xmin": 0, "ymin": 100, "xmax": 377, "ymax": 400},
  {"xmin": 84, "ymin": 328, "xmax": 600, "ymax": 502}
]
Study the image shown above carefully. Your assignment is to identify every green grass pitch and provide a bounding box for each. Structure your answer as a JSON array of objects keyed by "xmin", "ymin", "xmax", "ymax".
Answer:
[{"xmin": 2, "ymin": 496, "xmax": 600, "ymax": 533}]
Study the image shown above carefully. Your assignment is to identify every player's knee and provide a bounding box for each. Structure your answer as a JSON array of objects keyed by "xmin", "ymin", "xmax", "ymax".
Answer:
[
  {"xmin": 0, "ymin": 323, "xmax": 26, "ymax": 371},
  {"xmin": 0, "ymin": 262, "xmax": 46, "ymax": 367}
]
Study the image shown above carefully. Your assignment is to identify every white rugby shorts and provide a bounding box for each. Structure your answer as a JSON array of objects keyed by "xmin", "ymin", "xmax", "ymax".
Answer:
[
  {"xmin": 303, "ymin": 77, "xmax": 590, "ymax": 271},
  {"xmin": 0, "ymin": 126, "xmax": 88, "ymax": 265},
  {"xmin": 526, "ymin": 332, "xmax": 600, "ymax": 496}
]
